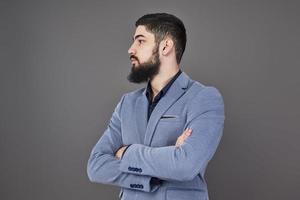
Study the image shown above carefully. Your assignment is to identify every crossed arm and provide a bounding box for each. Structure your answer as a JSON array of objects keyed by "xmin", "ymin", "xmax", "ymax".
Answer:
[
  {"xmin": 87, "ymin": 94, "xmax": 161, "ymax": 192},
  {"xmin": 87, "ymin": 87, "xmax": 225, "ymax": 192},
  {"xmin": 115, "ymin": 128, "xmax": 192, "ymax": 159}
]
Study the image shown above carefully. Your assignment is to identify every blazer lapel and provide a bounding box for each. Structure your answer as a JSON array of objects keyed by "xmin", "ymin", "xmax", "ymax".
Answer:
[
  {"xmin": 135, "ymin": 94, "xmax": 148, "ymax": 143},
  {"xmin": 143, "ymin": 72, "xmax": 190, "ymax": 146}
]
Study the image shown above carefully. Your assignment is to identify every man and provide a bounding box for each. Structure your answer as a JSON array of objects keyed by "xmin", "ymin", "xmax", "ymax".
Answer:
[{"xmin": 87, "ymin": 13, "xmax": 225, "ymax": 200}]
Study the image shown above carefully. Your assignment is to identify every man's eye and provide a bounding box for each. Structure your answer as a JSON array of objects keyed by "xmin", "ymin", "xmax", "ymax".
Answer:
[{"xmin": 138, "ymin": 40, "xmax": 144, "ymax": 44}]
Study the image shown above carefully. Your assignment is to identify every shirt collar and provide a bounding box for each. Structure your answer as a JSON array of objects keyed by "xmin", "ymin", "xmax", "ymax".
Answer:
[{"xmin": 146, "ymin": 69, "xmax": 182, "ymax": 101}]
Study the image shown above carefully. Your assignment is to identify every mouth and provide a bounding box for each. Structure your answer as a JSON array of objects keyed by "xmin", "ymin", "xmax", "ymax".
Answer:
[{"xmin": 130, "ymin": 58, "xmax": 138, "ymax": 64}]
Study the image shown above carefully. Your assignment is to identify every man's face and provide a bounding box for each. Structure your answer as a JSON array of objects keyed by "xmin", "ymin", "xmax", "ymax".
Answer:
[{"xmin": 127, "ymin": 25, "xmax": 160, "ymax": 83}]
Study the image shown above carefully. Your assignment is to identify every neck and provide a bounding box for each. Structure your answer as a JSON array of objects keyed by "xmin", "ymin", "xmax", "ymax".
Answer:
[{"xmin": 150, "ymin": 65, "xmax": 180, "ymax": 97}]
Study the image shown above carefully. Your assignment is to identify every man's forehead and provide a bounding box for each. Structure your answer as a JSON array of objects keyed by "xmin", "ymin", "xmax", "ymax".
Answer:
[{"xmin": 132, "ymin": 26, "xmax": 154, "ymax": 40}]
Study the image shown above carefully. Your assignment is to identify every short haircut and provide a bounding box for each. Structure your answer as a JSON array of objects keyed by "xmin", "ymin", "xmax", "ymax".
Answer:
[{"xmin": 135, "ymin": 13, "xmax": 187, "ymax": 64}]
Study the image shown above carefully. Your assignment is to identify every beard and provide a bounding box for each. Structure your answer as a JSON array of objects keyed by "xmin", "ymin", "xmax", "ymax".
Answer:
[{"xmin": 127, "ymin": 46, "xmax": 160, "ymax": 84}]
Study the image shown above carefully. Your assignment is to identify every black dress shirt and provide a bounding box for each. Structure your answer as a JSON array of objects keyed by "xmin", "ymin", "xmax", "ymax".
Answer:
[{"xmin": 146, "ymin": 69, "xmax": 182, "ymax": 121}]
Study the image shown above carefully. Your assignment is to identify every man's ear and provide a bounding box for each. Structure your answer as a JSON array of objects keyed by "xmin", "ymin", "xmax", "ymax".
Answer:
[{"xmin": 161, "ymin": 38, "xmax": 174, "ymax": 56}]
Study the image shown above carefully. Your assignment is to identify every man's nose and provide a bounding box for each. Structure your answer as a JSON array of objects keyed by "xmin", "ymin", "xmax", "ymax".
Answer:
[{"xmin": 128, "ymin": 44, "xmax": 136, "ymax": 55}]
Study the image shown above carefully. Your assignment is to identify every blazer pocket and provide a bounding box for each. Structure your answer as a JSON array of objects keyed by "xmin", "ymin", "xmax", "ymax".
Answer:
[
  {"xmin": 159, "ymin": 115, "xmax": 181, "ymax": 122},
  {"xmin": 166, "ymin": 188, "xmax": 205, "ymax": 200}
]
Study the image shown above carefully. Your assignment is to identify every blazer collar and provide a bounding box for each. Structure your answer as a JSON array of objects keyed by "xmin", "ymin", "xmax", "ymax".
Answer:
[{"xmin": 142, "ymin": 71, "xmax": 190, "ymax": 97}]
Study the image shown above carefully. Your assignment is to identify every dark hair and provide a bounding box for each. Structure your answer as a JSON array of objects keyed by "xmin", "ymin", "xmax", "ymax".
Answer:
[{"xmin": 135, "ymin": 13, "xmax": 186, "ymax": 64}]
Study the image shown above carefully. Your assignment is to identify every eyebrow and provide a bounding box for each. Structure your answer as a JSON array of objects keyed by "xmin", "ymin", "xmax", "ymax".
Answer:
[{"xmin": 132, "ymin": 34, "xmax": 146, "ymax": 41}]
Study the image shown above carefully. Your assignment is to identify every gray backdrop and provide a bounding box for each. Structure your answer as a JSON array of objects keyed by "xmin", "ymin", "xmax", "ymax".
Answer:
[{"xmin": 1, "ymin": 0, "xmax": 299, "ymax": 199}]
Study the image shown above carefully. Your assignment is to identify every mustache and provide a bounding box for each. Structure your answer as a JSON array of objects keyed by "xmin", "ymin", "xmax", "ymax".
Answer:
[{"xmin": 130, "ymin": 55, "xmax": 138, "ymax": 61}]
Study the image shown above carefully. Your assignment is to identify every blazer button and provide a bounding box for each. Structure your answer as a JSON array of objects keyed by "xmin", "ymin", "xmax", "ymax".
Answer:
[
  {"xmin": 130, "ymin": 184, "xmax": 134, "ymax": 188},
  {"xmin": 128, "ymin": 167, "xmax": 132, "ymax": 171},
  {"xmin": 138, "ymin": 168, "xmax": 142, "ymax": 173}
]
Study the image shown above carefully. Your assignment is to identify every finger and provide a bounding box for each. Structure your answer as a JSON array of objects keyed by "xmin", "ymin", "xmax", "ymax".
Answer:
[
  {"xmin": 180, "ymin": 128, "xmax": 190, "ymax": 138},
  {"xmin": 175, "ymin": 140, "xmax": 183, "ymax": 147},
  {"xmin": 180, "ymin": 130, "xmax": 191, "ymax": 144},
  {"xmin": 175, "ymin": 137, "xmax": 183, "ymax": 146},
  {"xmin": 181, "ymin": 135, "xmax": 188, "ymax": 143},
  {"xmin": 184, "ymin": 127, "xmax": 191, "ymax": 133},
  {"xmin": 176, "ymin": 137, "xmax": 182, "ymax": 144},
  {"xmin": 183, "ymin": 128, "xmax": 192, "ymax": 138},
  {"xmin": 176, "ymin": 128, "xmax": 192, "ymax": 146}
]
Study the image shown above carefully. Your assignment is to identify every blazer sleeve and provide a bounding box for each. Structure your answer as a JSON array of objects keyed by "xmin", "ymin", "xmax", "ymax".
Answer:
[
  {"xmin": 119, "ymin": 87, "xmax": 225, "ymax": 182},
  {"xmin": 87, "ymin": 94, "xmax": 160, "ymax": 192}
]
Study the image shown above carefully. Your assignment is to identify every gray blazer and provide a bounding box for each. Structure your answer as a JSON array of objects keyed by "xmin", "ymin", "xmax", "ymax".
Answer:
[{"xmin": 87, "ymin": 71, "xmax": 225, "ymax": 200}]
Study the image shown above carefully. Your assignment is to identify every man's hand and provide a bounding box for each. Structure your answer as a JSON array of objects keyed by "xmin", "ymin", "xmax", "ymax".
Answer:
[
  {"xmin": 115, "ymin": 146, "xmax": 127, "ymax": 160},
  {"xmin": 175, "ymin": 128, "xmax": 192, "ymax": 147}
]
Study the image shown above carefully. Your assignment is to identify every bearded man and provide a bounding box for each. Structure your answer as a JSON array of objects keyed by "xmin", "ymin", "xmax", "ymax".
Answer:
[{"xmin": 87, "ymin": 13, "xmax": 225, "ymax": 200}]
